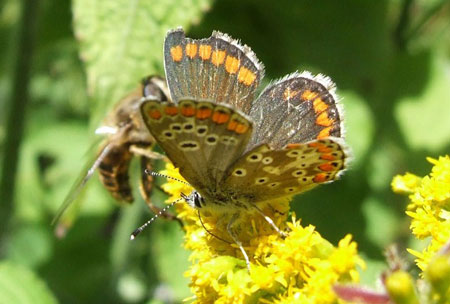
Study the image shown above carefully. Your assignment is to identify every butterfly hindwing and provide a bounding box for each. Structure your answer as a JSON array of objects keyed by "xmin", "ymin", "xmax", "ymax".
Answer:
[
  {"xmin": 164, "ymin": 28, "xmax": 264, "ymax": 114},
  {"xmin": 222, "ymin": 138, "xmax": 348, "ymax": 203},
  {"xmin": 248, "ymin": 72, "xmax": 344, "ymax": 150},
  {"xmin": 141, "ymin": 98, "xmax": 253, "ymax": 192}
]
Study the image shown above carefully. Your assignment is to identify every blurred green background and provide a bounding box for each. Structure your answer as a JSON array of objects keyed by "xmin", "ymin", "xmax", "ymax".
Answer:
[{"xmin": 0, "ymin": 0, "xmax": 449, "ymax": 303}]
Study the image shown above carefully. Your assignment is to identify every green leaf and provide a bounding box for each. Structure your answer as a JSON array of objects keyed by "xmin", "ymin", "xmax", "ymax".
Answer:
[
  {"xmin": 0, "ymin": 261, "xmax": 58, "ymax": 304},
  {"xmin": 361, "ymin": 196, "xmax": 399, "ymax": 248},
  {"xmin": 72, "ymin": 0, "xmax": 213, "ymax": 124},
  {"xmin": 394, "ymin": 50, "xmax": 450, "ymax": 152}
]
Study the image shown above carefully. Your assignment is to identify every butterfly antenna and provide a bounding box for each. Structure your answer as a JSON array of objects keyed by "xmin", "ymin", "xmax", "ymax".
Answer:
[
  {"xmin": 145, "ymin": 169, "xmax": 191, "ymax": 187},
  {"xmin": 130, "ymin": 197, "xmax": 183, "ymax": 240}
]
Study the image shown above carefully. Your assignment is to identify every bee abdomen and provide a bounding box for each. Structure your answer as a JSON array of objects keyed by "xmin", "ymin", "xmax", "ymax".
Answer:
[{"xmin": 98, "ymin": 144, "xmax": 134, "ymax": 203}]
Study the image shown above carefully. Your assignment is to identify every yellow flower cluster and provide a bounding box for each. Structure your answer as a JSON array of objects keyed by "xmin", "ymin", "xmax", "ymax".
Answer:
[
  {"xmin": 392, "ymin": 156, "xmax": 450, "ymax": 272},
  {"xmin": 161, "ymin": 163, "xmax": 364, "ymax": 303}
]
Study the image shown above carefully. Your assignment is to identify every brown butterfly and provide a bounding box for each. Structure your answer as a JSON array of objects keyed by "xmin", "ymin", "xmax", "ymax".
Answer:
[{"xmin": 137, "ymin": 28, "xmax": 349, "ymax": 270}]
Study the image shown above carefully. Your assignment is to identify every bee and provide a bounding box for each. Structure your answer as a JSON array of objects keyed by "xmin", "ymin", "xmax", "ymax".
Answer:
[{"xmin": 55, "ymin": 75, "xmax": 174, "ymax": 234}]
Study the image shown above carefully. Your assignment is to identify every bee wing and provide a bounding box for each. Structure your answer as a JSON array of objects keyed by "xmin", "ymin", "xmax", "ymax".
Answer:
[{"xmin": 52, "ymin": 137, "xmax": 113, "ymax": 230}]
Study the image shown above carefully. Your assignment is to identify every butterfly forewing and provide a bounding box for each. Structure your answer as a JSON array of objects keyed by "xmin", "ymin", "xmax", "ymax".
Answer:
[
  {"xmin": 164, "ymin": 28, "xmax": 264, "ymax": 113},
  {"xmin": 222, "ymin": 138, "xmax": 348, "ymax": 203},
  {"xmin": 248, "ymin": 72, "xmax": 343, "ymax": 150},
  {"xmin": 140, "ymin": 98, "xmax": 253, "ymax": 193}
]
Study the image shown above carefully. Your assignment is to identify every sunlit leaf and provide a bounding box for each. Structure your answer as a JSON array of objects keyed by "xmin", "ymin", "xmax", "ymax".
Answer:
[
  {"xmin": 395, "ymin": 51, "xmax": 450, "ymax": 152},
  {"xmin": 72, "ymin": 0, "xmax": 213, "ymax": 125}
]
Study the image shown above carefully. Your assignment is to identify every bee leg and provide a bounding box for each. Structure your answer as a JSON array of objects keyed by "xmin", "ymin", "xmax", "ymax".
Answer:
[
  {"xmin": 139, "ymin": 156, "xmax": 183, "ymax": 227},
  {"xmin": 227, "ymin": 213, "xmax": 251, "ymax": 272},
  {"xmin": 129, "ymin": 145, "xmax": 168, "ymax": 161}
]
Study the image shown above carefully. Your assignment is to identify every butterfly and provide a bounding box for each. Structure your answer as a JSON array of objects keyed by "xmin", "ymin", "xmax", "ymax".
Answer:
[
  {"xmin": 54, "ymin": 75, "xmax": 175, "ymax": 235},
  {"xmin": 139, "ymin": 28, "xmax": 349, "ymax": 268}
]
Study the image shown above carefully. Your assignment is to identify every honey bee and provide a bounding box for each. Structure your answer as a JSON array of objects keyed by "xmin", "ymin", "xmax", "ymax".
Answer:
[{"xmin": 55, "ymin": 75, "xmax": 173, "ymax": 233}]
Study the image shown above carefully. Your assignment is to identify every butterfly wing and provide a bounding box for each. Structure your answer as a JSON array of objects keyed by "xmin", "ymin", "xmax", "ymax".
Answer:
[
  {"xmin": 222, "ymin": 72, "xmax": 348, "ymax": 202},
  {"xmin": 222, "ymin": 138, "xmax": 348, "ymax": 203},
  {"xmin": 141, "ymin": 98, "xmax": 253, "ymax": 193},
  {"xmin": 164, "ymin": 28, "xmax": 264, "ymax": 114},
  {"xmin": 248, "ymin": 71, "xmax": 344, "ymax": 150}
]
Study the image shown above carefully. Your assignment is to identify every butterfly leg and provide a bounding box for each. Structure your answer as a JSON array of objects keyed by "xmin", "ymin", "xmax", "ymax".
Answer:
[
  {"xmin": 227, "ymin": 213, "xmax": 251, "ymax": 272},
  {"xmin": 252, "ymin": 205, "xmax": 287, "ymax": 238}
]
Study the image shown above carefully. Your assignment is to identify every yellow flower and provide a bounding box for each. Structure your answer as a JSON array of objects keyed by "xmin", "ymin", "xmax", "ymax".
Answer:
[
  {"xmin": 392, "ymin": 156, "xmax": 450, "ymax": 272},
  {"xmin": 161, "ymin": 162, "xmax": 364, "ymax": 303}
]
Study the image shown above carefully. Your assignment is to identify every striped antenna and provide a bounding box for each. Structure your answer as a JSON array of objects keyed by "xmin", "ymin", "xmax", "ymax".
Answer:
[
  {"xmin": 130, "ymin": 197, "xmax": 183, "ymax": 240},
  {"xmin": 145, "ymin": 169, "xmax": 191, "ymax": 187}
]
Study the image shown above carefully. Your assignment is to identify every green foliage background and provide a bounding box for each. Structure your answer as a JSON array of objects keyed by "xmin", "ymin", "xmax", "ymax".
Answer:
[{"xmin": 0, "ymin": 0, "xmax": 449, "ymax": 303}]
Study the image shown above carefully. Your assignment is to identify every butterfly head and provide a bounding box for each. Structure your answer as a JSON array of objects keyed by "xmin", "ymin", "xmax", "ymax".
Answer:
[{"xmin": 181, "ymin": 190, "xmax": 205, "ymax": 209}]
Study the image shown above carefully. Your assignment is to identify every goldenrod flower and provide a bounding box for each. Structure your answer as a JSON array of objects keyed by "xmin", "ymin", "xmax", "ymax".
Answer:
[
  {"xmin": 392, "ymin": 156, "xmax": 450, "ymax": 272},
  {"xmin": 161, "ymin": 163, "xmax": 364, "ymax": 303}
]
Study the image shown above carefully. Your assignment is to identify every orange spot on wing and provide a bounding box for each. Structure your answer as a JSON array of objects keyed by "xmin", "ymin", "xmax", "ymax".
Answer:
[
  {"xmin": 234, "ymin": 123, "xmax": 249, "ymax": 134},
  {"xmin": 196, "ymin": 107, "xmax": 212, "ymax": 119},
  {"xmin": 170, "ymin": 45, "xmax": 183, "ymax": 62},
  {"xmin": 227, "ymin": 120, "xmax": 238, "ymax": 131},
  {"xmin": 316, "ymin": 111, "xmax": 333, "ymax": 127},
  {"xmin": 148, "ymin": 109, "xmax": 162, "ymax": 120},
  {"xmin": 319, "ymin": 163, "xmax": 334, "ymax": 171},
  {"xmin": 199, "ymin": 44, "xmax": 212, "ymax": 60},
  {"xmin": 302, "ymin": 90, "xmax": 319, "ymax": 101},
  {"xmin": 212, "ymin": 110, "xmax": 230, "ymax": 124},
  {"xmin": 317, "ymin": 127, "xmax": 332, "ymax": 139},
  {"xmin": 237, "ymin": 67, "xmax": 256, "ymax": 86},
  {"xmin": 308, "ymin": 142, "xmax": 322, "ymax": 148},
  {"xmin": 283, "ymin": 87, "xmax": 300, "ymax": 101},
  {"xmin": 320, "ymin": 154, "xmax": 336, "ymax": 161},
  {"xmin": 309, "ymin": 141, "xmax": 332, "ymax": 152},
  {"xmin": 225, "ymin": 56, "xmax": 240, "ymax": 74},
  {"xmin": 313, "ymin": 98, "xmax": 329, "ymax": 114},
  {"xmin": 181, "ymin": 105, "xmax": 196, "ymax": 117},
  {"xmin": 211, "ymin": 50, "xmax": 226, "ymax": 66},
  {"xmin": 313, "ymin": 173, "xmax": 327, "ymax": 183},
  {"xmin": 164, "ymin": 106, "xmax": 178, "ymax": 116},
  {"xmin": 185, "ymin": 43, "xmax": 198, "ymax": 58},
  {"xmin": 317, "ymin": 146, "xmax": 332, "ymax": 153}
]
